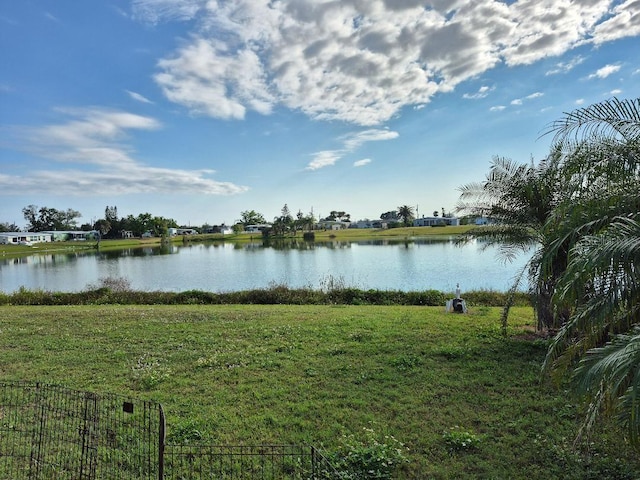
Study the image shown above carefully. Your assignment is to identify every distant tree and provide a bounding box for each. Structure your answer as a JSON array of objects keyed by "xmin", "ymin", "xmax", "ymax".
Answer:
[
  {"xmin": 380, "ymin": 211, "xmax": 400, "ymax": 221},
  {"xmin": 272, "ymin": 204, "xmax": 293, "ymax": 236},
  {"xmin": 240, "ymin": 210, "xmax": 266, "ymax": 226},
  {"xmin": 94, "ymin": 219, "xmax": 111, "ymax": 238},
  {"xmin": 433, "ymin": 210, "xmax": 439, "ymax": 217},
  {"xmin": 397, "ymin": 205, "xmax": 415, "ymax": 226},
  {"xmin": 22, "ymin": 205, "xmax": 81, "ymax": 231},
  {"xmin": 325, "ymin": 211, "xmax": 351, "ymax": 222},
  {"xmin": 0, "ymin": 222, "xmax": 20, "ymax": 232},
  {"xmin": 103, "ymin": 206, "xmax": 121, "ymax": 238}
]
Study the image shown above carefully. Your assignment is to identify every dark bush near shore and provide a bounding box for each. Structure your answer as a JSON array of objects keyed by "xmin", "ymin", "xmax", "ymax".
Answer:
[{"xmin": 0, "ymin": 285, "xmax": 530, "ymax": 307}]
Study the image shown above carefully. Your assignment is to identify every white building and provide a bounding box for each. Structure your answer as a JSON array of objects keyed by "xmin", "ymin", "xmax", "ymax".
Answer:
[
  {"xmin": 0, "ymin": 232, "xmax": 52, "ymax": 245},
  {"xmin": 413, "ymin": 216, "xmax": 460, "ymax": 227}
]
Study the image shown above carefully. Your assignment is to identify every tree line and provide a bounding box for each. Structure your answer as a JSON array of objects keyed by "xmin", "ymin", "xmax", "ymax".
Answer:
[{"xmin": 457, "ymin": 97, "xmax": 640, "ymax": 446}]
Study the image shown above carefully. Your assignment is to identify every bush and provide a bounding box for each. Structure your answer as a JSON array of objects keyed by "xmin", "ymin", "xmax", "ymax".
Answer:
[{"xmin": 327, "ymin": 426, "xmax": 409, "ymax": 479}]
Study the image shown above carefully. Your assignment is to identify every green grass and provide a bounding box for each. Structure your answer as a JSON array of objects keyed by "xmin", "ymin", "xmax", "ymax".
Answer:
[{"xmin": 1, "ymin": 304, "xmax": 637, "ymax": 479}]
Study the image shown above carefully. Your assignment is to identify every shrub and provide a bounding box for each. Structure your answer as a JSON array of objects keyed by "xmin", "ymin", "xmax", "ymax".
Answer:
[
  {"xmin": 327, "ymin": 426, "xmax": 409, "ymax": 479},
  {"xmin": 442, "ymin": 426, "xmax": 483, "ymax": 452}
]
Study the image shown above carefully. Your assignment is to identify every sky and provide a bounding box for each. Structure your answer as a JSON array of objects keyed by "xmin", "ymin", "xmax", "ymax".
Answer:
[{"xmin": 1, "ymin": 0, "xmax": 639, "ymax": 229}]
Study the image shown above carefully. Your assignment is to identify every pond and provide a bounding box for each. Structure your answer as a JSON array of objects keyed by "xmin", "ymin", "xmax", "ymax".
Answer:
[{"xmin": 0, "ymin": 237, "xmax": 532, "ymax": 294}]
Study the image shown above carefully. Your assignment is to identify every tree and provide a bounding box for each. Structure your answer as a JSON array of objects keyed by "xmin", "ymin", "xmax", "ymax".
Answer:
[
  {"xmin": 22, "ymin": 205, "xmax": 82, "ymax": 231},
  {"xmin": 0, "ymin": 222, "xmax": 20, "ymax": 232},
  {"xmin": 240, "ymin": 210, "xmax": 266, "ymax": 226},
  {"xmin": 271, "ymin": 204, "xmax": 293, "ymax": 236},
  {"xmin": 397, "ymin": 205, "xmax": 415, "ymax": 226},
  {"xmin": 380, "ymin": 211, "xmax": 399, "ymax": 222},
  {"xmin": 456, "ymin": 154, "xmax": 566, "ymax": 332},
  {"xmin": 541, "ymin": 97, "xmax": 640, "ymax": 445}
]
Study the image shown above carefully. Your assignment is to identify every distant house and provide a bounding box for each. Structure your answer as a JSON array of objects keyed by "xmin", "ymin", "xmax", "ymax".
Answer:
[
  {"xmin": 474, "ymin": 217, "xmax": 497, "ymax": 225},
  {"xmin": 245, "ymin": 224, "xmax": 272, "ymax": 233},
  {"xmin": 353, "ymin": 219, "xmax": 387, "ymax": 229},
  {"xmin": 0, "ymin": 232, "xmax": 52, "ymax": 245},
  {"xmin": 177, "ymin": 228, "xmax": 198, "ymax": 235},
  {"xmin": 317, "ymin": 220, "xmax": 350, "ymax": 230},
  {"xmin": 121, "ymin": 230, "xmax": 134, "ymax": 238},
  {"xmin": 413, "ymin": 216, "xmax": 460, "ymax": 227},
  {"xmin": 42, "ymin": 230, "xmax": 99, "ymax": 241}
]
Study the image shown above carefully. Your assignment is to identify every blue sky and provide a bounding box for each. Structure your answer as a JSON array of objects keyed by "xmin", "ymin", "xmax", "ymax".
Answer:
[{"xmin": 1, "ymin": 0, "xmax": 639, "ymax": 228}]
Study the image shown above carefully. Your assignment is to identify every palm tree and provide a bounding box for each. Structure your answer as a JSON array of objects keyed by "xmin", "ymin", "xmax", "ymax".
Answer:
[
  {"xmin": 542, "ymin": 97, "xmax": 640, "ymax": 445},
  {"xmin": 397, "ymin": 205, "xmax": 415, "ymax": 226},
  {"xmin": 456, "ymin": 154, "xmax": 566, "ymax": 332}
]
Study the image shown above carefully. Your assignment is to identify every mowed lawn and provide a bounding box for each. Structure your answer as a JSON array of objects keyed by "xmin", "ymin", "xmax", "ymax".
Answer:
[{"xmin": 1, "ymin": 304, "xmax": 638, "ymax": 479}]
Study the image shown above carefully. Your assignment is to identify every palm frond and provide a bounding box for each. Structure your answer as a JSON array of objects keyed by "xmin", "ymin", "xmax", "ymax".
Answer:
[{"xmin": 544, "ymin": 97, "xmax": 640, "ymax": 148}]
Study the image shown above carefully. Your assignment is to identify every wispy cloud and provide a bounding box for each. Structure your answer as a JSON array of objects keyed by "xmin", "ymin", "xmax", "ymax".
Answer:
[
  {"xmin": 490, "ymin": 105, "xmax": 506, "ymax": 112},
  {"xmin": 463, "ymin": 85, "xmax": 494, "ymax": 100},
  {"xmin": 546, "ymin": 56, "xmax": 585, "ymax": 75},
  {"xmin": 306, "ymin": 129, "xmax": 398, "ymax": 170},
  {"xmin": 588, "ymin": 64, "xmax": 621, "ymax": 79},
  {"xmin": 511, "ymin": 92, "xmax": 544, "ymax": 105},
  {"xmin": 131, "ymin": 0, "xmax": 633, "ymax": 126},
  {"xmin": 1, "ymin": 108, "xmax": 248, "ymax": 196},
  {"xmin": 126, "ymin": 90, "xmax": 153, "ymax": 104},
  {"xmin": 354, "ymin": 159, "xmax": 371, "ymax": 167}
]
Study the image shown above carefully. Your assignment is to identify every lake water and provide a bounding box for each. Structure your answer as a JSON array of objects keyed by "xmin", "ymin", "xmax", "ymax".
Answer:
[{"xmin": 0, "ymin": 238, "xmax": 531, "ymax": 294}]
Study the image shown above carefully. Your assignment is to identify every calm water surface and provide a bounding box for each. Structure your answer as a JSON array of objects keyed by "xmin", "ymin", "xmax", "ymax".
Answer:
[{"xmin": 0, "ymin": 238, "xmax": 531, "ymax": 294}]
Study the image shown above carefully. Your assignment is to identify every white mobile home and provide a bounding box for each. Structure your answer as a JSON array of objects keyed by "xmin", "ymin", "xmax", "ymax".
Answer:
[{"xmin": 0, "ymin": 232, "xmax": 52, "ymax": 245}]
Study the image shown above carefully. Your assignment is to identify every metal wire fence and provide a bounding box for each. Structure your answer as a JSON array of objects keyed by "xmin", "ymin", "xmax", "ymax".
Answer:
[
  {"xmin": 0, "ymin": 382, "xmax": 340, "ymax": 480},
  {"xmin": 0, "ymin": 381, "xmax": 163, "ymax": 480},
  {"xmin": 163, "ymin": 444, "xmax": 339, "ymax": 480}
]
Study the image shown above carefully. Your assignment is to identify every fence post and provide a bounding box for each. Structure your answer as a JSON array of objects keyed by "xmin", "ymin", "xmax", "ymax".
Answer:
[{"xmin": 158, "ymin": 404, "xmax": 166, "ymax": 480}]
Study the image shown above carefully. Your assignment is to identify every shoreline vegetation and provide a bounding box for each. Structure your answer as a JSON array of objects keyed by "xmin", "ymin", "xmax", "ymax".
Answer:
[{"xmin": 0, "ymin": 225, "xmax": 473, "ymax": 257}]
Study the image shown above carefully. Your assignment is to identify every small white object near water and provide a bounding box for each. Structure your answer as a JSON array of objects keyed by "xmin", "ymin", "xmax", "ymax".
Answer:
[{"xmin": 446, "ymin": 283, "xmax": 467, "ymax": 313}]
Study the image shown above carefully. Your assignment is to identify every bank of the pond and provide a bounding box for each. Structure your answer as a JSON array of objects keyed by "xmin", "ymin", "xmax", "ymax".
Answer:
[
  {"xmin": 1, "ymin": 304, "xmax": 637, "ymax": 479},
  {"xmin": 0, "ymin": 284, "xmax": 530, "ymax": 307},
  {"xmin": 0, "ymin": 225, "xmax": 472, "ymax": 257}
]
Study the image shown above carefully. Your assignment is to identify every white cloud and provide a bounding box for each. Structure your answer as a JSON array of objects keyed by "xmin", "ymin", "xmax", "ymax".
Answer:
[
  {"xmin": 463, "ymin": 85, "xmax": 493, "ymax": 99},
  {"xmin": 588, "ymin": 64, "xmax": 621, "ymax": 79},
  {"xmin": 546, "ymin": 55, "xmax": 585, "ymax": 75},
  {"xmin": 2, "ymin": 108, "xmax": 248, "ymax": 195},
  {"xmin": 135, "ymin": 0, "xmax": 639, "ymax": 126},
  {"xmin": 510, "ymin": 91, "xmax": 543, "ymax": 106},
  {"xmin": 126, "ymin": 90, "xmax": 153, "ymax": 104},
  {"xmin": 307, "ymin": 150, "xmax": 343, "ymax": 171},
  {"xmin": 490, "ymin": 105, "xmax": 506, "ymax": 111},
  {"xmin": 592, "ymin": 0, "xmax": 640, "ymax": 44},
  {"xmin": 610, "ymin": 89, "xmax": 623, "ymax": 95},
  {"xmin": 354, "ymin": 158, "xmax": 372, "ymax": 167},
  {"xmin": 306, "ymin": 128, "xmax": 398, "ymax": 170},
  {"xmin": 575, "ymin": 98, "xmax": 585, "ymax": 105},
  {"xmin": 132, "ymin": 0, "xmax": 207, "ymax": 24}
]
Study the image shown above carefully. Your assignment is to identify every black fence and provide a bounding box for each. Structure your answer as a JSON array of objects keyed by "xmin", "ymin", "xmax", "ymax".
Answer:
[
  {"xmin": 0, "ymin": 382, "xmax": 163, "ymax": 479},
  {"xmin": 163, "ymin": 444, "xmax": 338, "ymax": 480},
  {"xmin": 0, "ymin": 382, "xmax": 339, "ymax": 480}
]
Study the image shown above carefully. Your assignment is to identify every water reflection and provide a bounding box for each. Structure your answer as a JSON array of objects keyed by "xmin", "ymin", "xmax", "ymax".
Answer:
[{"xmin": 0, "ymin": 237, "xmax": 531, "ymax": 293}]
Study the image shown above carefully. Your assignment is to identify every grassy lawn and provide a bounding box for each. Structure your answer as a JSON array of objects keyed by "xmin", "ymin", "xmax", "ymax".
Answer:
[{"xmin": 1, "ymin": 304, "xmax": 637, "ymax": 479}]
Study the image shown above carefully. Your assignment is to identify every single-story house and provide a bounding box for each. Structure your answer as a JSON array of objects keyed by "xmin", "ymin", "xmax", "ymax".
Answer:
[
  {"xmin": 0, "ymin": 232, "xmax": 52, "ymax": 245},
  {"xmin": 42, "ymin": 230, "xmax": 99, "ymax": 241},
  {"xmin": 353, "ymin": 220, "xmax": 388, "ymax": 229},
  {"xmin": 245, "ymin": 224, "xmax": 272, "ymax": 233},
  {"xmin": 316, "ymin": 220, "xmax": 350, "ymax": 230},
  {"xmin": 413, "ymin": 216, "xmax": 460, "ymax": 227}
]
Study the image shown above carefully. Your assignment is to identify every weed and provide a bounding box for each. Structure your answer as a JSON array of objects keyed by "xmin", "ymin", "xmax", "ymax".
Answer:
[
  {"xmin": 442, "ymin": 426, "xmax": 483, "ymax": 452},
  {"xmin": 327, "ymin": 426, "xmax": 409, "ymax": 479},
  {"xmin": 131, "ymin": 353, "xmax": 171, "ymax": 390}
]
